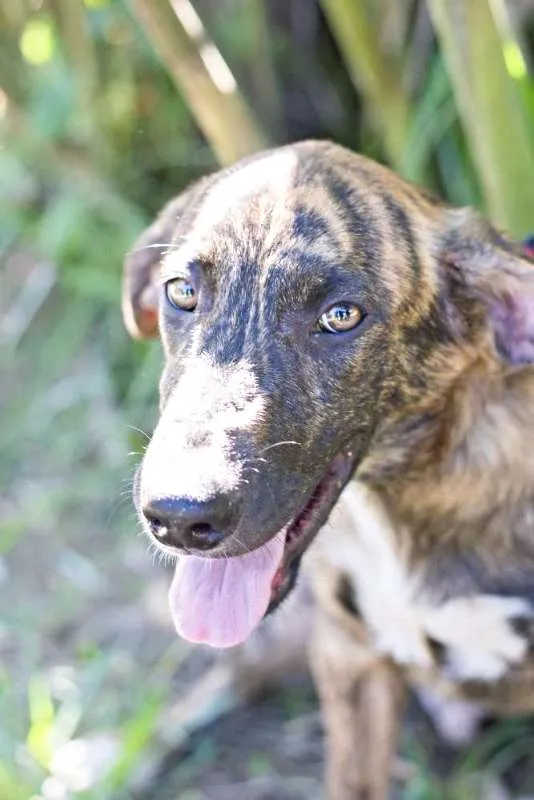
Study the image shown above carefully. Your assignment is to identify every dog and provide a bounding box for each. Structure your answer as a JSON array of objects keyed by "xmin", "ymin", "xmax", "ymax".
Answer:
[{"xmin": 123, "ymin": 140, "xmax": 534, "ymax": 799}]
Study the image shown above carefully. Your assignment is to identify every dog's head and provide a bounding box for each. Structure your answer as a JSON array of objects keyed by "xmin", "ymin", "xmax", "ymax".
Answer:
[{"xmin": 123, "ymin": 141, "xmax": 534, "ymax": 648}]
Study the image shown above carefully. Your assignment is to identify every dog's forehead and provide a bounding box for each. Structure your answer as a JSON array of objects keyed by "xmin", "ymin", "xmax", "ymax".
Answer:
[
  {"xmin": 210, "ymin": 150, "xmax": 299, "ymax": 212},
  {"xmin": 169, "ymin": 149, "xmax": 358, "ymax": 272},
  {"xmin": 194, "ymin": 149, "xmax": 300, "ymax": 237},
  {"xmin": 162, "ymin": 144, "xmax": 440, "ymax": 322}
]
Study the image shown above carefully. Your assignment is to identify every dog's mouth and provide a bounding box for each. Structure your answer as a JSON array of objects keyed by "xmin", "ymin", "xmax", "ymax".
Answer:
[
  {"xmin": 167, "ymin": 449, "xmax": 355, "ymax": 650},
  {"xmin": 267, "ymin": 450, "xmax": 355, "ymax": 614}
]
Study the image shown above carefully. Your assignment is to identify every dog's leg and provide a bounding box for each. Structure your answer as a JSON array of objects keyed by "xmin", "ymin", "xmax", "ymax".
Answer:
[{"xmin": 310, "ymin": 591, "xmax": 405, "ymax": 800}]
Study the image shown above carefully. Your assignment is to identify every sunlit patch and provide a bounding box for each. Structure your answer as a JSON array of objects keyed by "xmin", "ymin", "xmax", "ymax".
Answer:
[
  {"xmin": 50, "ymin": 734, "xmax": 120, "ymax": 792},
  {"xmin": 172, "ymin": 0, "xmax": 236, "ymax": 93},
  {"xmin": 503, "ymin": 40, "xmax": 527, "ymax": 80},
  {"xmin": 20, "ymin": 17, "xmax": 55, "ymax": 66},
  {"xmin": 171, "ymin": 0, "xmax": 203, "ymax": 38},
  {"xmin": 199, "ymin": 42, "xmax": 237, "ymax": 94},
  {"xmin": 27, "ymin": 673, "xmax": 55, "ymax": 768}
]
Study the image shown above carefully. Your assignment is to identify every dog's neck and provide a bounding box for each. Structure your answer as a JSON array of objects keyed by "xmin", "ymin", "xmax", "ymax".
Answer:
[{"xmin": 359, "ymin": 345, "xmax": 534, "ymax": 584}]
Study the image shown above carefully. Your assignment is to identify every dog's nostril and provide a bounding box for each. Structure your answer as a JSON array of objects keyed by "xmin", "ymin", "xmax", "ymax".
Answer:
[
  {"xmin": 190, "ymin": 523, "xmax": 225, "ymax": 550},
  {"xmin": 143, "ymin": 510, "xmax": 167, "ymax": 537}
]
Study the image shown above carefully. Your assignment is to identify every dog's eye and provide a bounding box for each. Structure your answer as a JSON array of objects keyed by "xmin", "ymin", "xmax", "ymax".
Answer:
[
  {"xmin": 166, "ymin": 277, "xmax": 197, "ymax": 311},
  {"xmin": 317, "ymin": 302, "xmax": 363, "ymax": 333}
]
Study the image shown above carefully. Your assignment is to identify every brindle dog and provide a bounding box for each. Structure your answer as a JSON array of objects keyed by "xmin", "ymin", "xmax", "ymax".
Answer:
[{"xmin": 123, "ymin": 141, "xmax": 534, "ymax": 799}]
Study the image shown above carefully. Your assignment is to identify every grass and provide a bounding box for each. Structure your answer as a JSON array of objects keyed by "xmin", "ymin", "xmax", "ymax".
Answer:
[{"xmin": 0, "ymin": 260, "xmax": 171, "ymax": 800}]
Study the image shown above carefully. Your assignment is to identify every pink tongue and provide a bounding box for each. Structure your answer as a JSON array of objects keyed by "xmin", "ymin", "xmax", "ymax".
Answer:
[{"xmin": 168, "ymin": 534, "xmax": 285, "ymax": 648}]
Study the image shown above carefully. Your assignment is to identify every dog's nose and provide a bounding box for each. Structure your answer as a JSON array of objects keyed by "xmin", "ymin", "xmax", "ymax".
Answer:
[{"xmin": 142, "ymin": 495, "xmax": 237, "ymax": 552}]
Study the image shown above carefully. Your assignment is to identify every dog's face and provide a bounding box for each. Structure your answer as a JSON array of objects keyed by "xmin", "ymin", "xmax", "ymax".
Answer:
[{"xmin": 123, "ymin": 141, "xmax": 534, "ymax": 649}]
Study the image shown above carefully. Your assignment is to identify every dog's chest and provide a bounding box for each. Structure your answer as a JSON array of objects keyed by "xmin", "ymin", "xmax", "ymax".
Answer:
[{"xmin": 321, "ymin": 482, "xmax": 532, "ymax": 683}]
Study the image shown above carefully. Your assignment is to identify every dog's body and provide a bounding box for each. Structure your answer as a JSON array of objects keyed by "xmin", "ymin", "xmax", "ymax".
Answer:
[{"xmin": 123, "ymin": 141, "xmax": 534, "ymax": 799}]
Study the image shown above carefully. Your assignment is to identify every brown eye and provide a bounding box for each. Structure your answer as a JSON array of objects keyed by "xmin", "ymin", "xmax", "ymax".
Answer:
[
  {"xmin": 317, "ymin": 302, "xmax": 363, "ymax": 333},
  {"xmin": 166, "ymin": 277, "xmax": 197, "ymax": 311}
]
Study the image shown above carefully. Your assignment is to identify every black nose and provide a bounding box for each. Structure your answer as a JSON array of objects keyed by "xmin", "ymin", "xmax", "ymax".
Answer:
[{"xmin": 142, "ymin": 495, "xmax": 238, "ymax": 552}]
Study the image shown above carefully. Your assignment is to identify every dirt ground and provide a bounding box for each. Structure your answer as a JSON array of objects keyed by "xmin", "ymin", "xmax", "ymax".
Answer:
[{"xmin": 143, "ymin": 685, "xmax": 325, "ymax": 800}]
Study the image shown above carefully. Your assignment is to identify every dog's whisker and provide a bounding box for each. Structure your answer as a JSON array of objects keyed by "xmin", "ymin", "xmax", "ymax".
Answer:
[
  {"xmin": 244, "ymin": 466, "xmax": 278, "ymax": 510},
  {"xmin": 146, "ymin": 538, "xmax": 178, "ymax": 568},
  {"xmin": 259, "ymin": 440, "xmax": 302, "ymax": 454},
  {"xmin": 242, "ymin": 456, "xmax": 268, "ymax": 467},
  {"xmin": 245, "ymin": 466, "xmax": 260, "ymax": 475},
  {"xmin": 126, "ymin": 424, "xmax": 151, "ymax": 442},
  {"xmin": 128, "ymin": 240, "xmax": 187, "ymax": 256},
  {"xmin": 232, "ymin": 534, "xmax": 254, "ymax": 556},
  {"xmin": 102, "ymin": 495, "xmax": 133, "ymax": 531}
]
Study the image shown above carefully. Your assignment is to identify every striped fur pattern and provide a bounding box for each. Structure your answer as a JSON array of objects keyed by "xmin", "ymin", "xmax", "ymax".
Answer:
[{"xmin": 123, "ymin": 141, "xmax": 534, "ymax": 798}]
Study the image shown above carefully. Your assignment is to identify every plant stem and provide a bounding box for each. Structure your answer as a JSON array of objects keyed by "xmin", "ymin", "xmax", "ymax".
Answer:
[
  {"xmin": 53, "ymin": 0, "xmax": 100, "ymax": 147},
  {"xmin": 319, "ymin": 0, "xmax": 411, "ymax": 170},
  {"xmin": 127, "ymin": 0, "xmax": 267, "ymax": 165},
  {"xmin": 427, "ymin": 0, "xmax": 534, "ymax": 237}
]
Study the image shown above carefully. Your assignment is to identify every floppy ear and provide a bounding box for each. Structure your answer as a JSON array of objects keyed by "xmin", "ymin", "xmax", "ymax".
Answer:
[
  {"xmin": 440, "ymin": 209, "xmax": 534, "ymax": 365},
  {"xmin": 122, "ymin": 178, "xmax": 210, "ymax": 339},
  {"xmin": 122, "ymin": 196, "xmax": 182, "ymax": 338}
]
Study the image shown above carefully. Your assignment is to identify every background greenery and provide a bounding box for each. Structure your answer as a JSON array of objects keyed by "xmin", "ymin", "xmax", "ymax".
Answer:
[{"xmin": 2, "ymin": 1, "xmax": 534, "ymax": 798}]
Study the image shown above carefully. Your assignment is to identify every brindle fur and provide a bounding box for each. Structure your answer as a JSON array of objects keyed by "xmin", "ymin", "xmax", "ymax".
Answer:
[{"xmin": 123, "ymin": 141, "xmax": 534, "ymax": 799}]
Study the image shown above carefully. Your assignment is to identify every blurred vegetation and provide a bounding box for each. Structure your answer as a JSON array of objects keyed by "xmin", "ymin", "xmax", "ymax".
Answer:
[{"xmin": 2, "ymin": 1, "xmax": 534, "ymax": 798}]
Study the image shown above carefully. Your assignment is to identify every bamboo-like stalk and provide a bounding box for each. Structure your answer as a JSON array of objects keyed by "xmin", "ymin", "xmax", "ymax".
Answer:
[
  {"xmin": 427, "ymin": 0, "xmax": 534, "ymax": 237},
  {"xmin": 319, "ymin": 0, "xmax": 411, "ymax": 170},
  {"xmin": 53, "ymin": 0, "xmax": 98, "ymax": 90},
  {"xmin": 238, "ymin": 0, "xmax": 281, "ymax": 138},
  {"xmin": 127, "ymin": 0, "xmax": 267, "ymax": 165},
  {"xmin": 52, "ymin": 0, "xmax": 99, "ymax": 144},
  {"xmin": 0, "ymin": 42, "xmax": 28, "ymax": 103}
]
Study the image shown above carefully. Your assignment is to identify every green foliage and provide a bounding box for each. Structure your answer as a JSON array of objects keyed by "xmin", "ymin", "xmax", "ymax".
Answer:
[
  {"xmin": 2, "ymin": 1, "xmax": 534, "ymax": 797},
  {"xmin": 428, "ymin": 0, "xmax": 534, "ymax": 236}
]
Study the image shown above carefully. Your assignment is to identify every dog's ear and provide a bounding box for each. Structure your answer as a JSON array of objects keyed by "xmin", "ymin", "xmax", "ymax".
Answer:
[
  {"xmin": 440, "ymin": 208, "xmax": 534, "ymax": 365},
  {"xmin": 122, "ymin": 179, "xmax": 209, "ymax": 339},
  {"xmin": 122, "ymin": 195, "xmax": 185, "ymax": 339}
]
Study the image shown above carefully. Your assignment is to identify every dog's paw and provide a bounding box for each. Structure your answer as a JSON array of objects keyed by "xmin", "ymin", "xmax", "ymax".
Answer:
[
  {"xmin": 369, "ymin": 607, "xmax": 433, "ymax": 669},
  {"xmin": 421, "ymin": 595, "xmax": 532, "ymax": 682}
]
